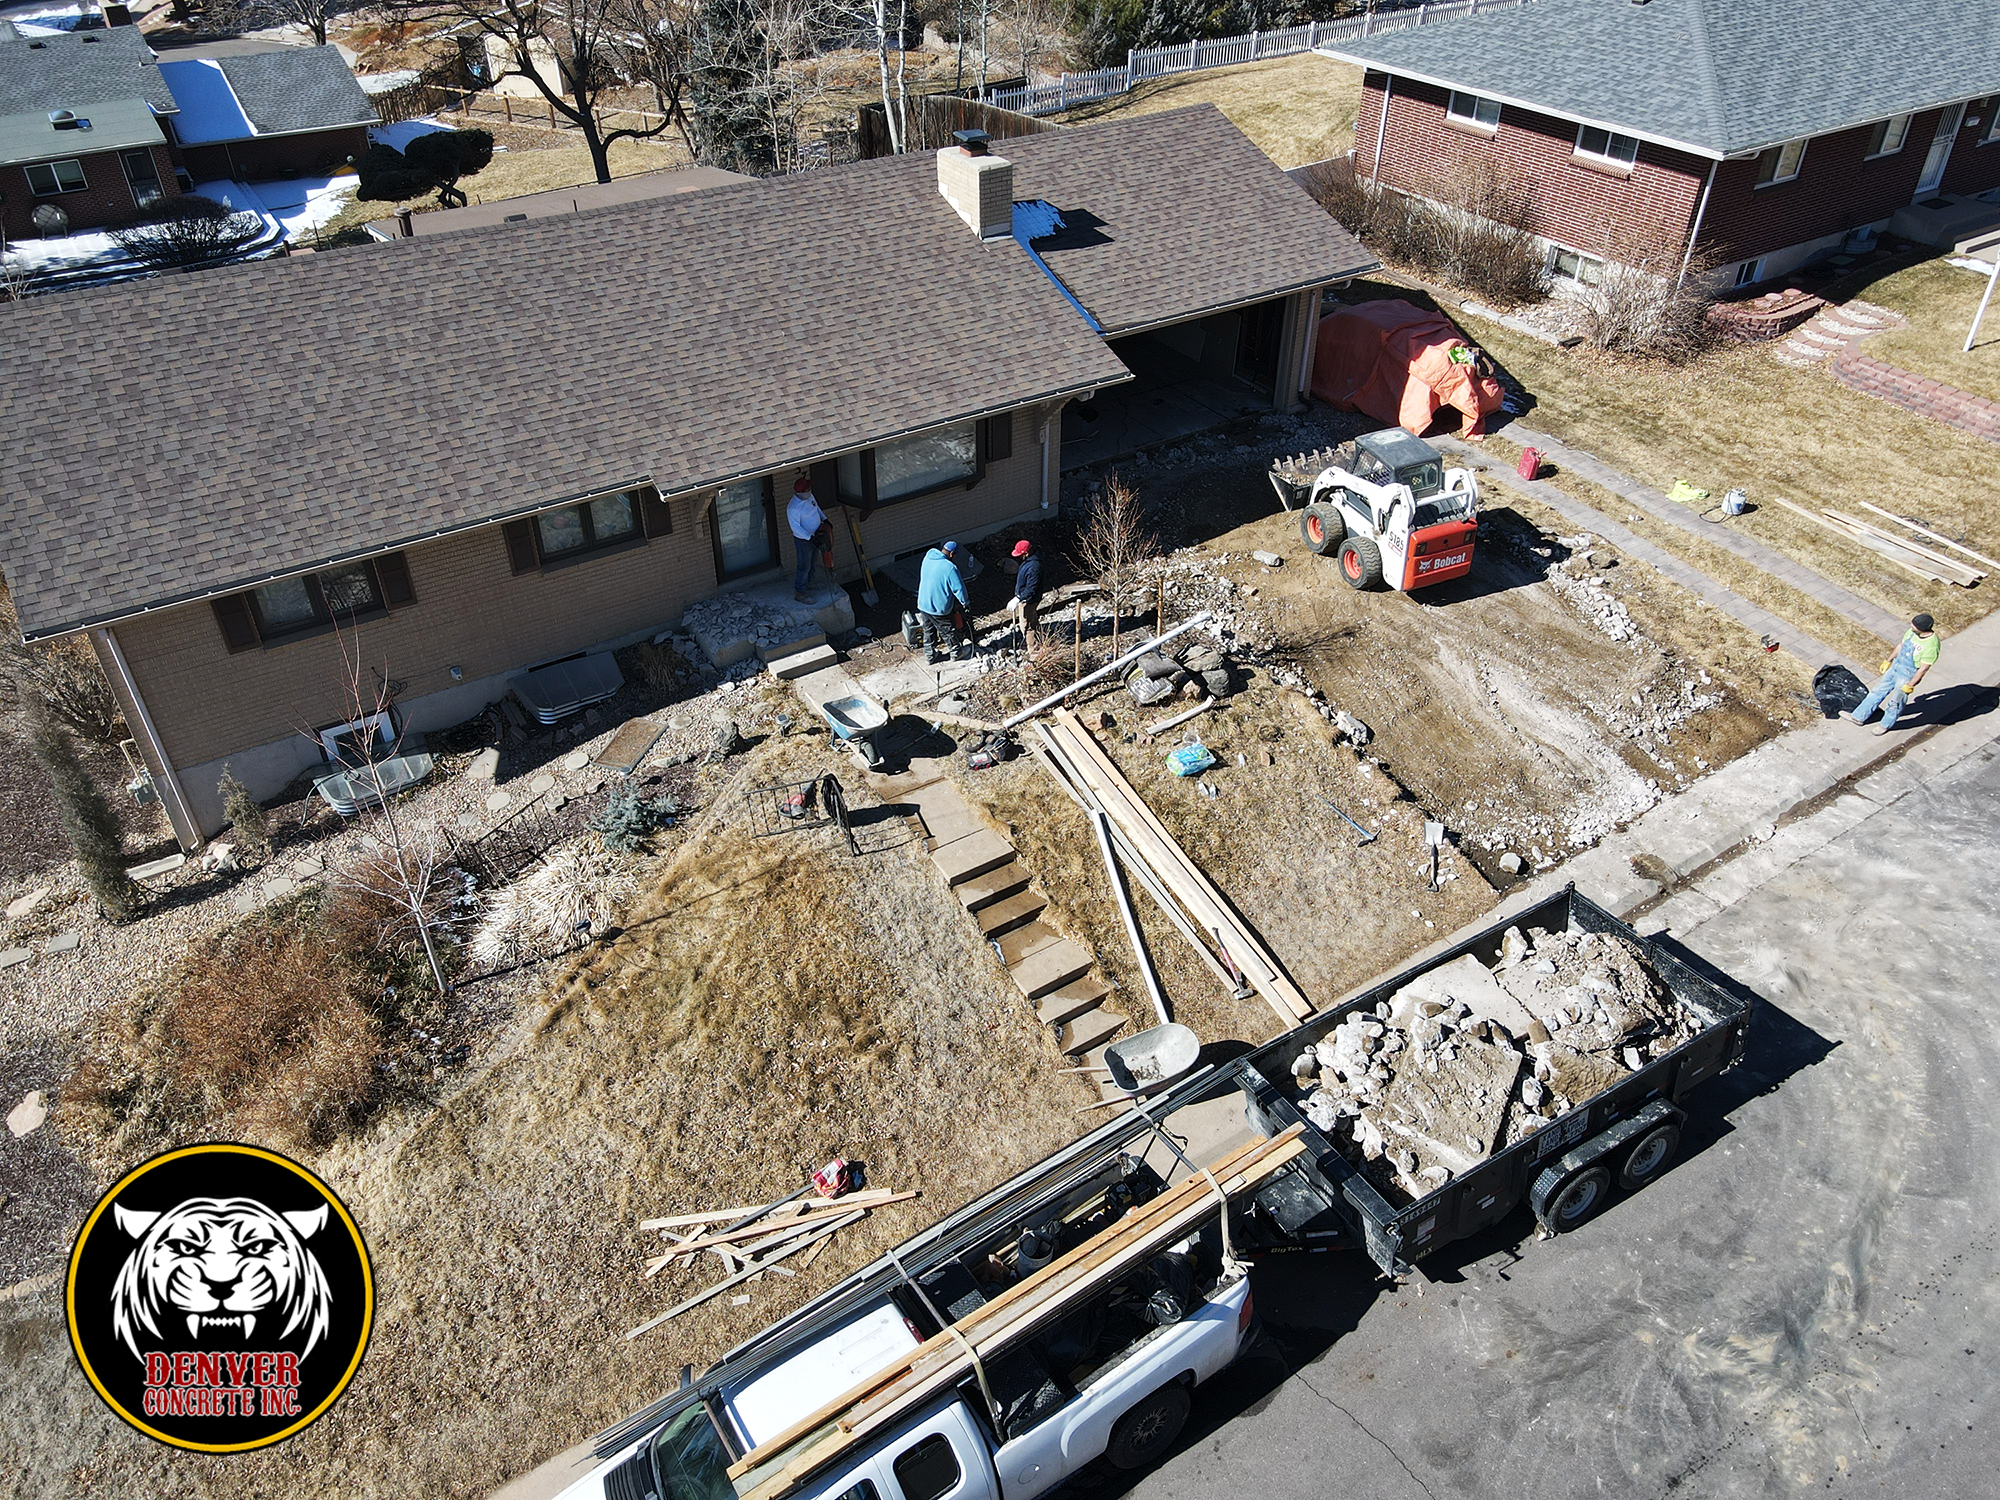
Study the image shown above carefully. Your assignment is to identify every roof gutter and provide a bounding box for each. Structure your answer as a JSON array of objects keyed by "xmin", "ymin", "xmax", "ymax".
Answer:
[{"xmin": 18, "ymin": 381, "xmax": 1126, "ymax": 644}]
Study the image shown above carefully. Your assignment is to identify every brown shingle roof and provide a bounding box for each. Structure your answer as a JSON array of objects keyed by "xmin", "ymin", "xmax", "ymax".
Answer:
[
  {"xmin": 0, "ymin": 160, "xmax": 1126, "ymax": 639},
  {"xmin": 1003, "ymin": 104, "xmax": 1377, "ymax": 335}
]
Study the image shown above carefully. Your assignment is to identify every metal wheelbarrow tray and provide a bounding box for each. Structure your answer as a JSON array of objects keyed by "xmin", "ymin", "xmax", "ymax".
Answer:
[{"xmin": 1103, "ymin": 1022, "xmax": 1201, "ymax": 1094}]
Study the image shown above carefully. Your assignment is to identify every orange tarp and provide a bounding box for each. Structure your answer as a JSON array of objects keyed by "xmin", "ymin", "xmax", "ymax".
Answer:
[{"xmin": 1310, "ymin": 299, "xmax": 1507, "ymax": 438}]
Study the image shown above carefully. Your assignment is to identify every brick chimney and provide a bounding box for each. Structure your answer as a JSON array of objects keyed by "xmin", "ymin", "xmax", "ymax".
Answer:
[{"xmin": 937, "ymin": 129, "xmax": 1013, "ymax": 240}]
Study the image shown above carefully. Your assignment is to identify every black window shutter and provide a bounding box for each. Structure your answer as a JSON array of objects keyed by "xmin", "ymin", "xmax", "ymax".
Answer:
[
  {"xmin": 810, "ymin": 460, "xmax": 840, "ymax": 510},
  {"xmin": 860, "ymin": 449, "xmax": 878, "ymax": 513},
  {"xmin": 211, "ymin": 594, "xmax": 260, "ymax": 652},
  {"xmin": 377, "ymin": 551, "xmax": 416, "ymax": 607},
  {"xmin": 642, "ymin": 489, "xmax": 673, "ymax": 537},
  {"xmin": 983, "ymin": 413, "xmax": 1013, "ymax": 463},
  {"xmin": 502, "ymin": 519, "xmax": 540, "ymax": 575}
]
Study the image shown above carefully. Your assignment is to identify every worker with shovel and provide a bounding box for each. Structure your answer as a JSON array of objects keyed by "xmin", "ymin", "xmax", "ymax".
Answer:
[
  {"xmin": 1848, "ymin": 613, "xmax": 1941, "ymax": 735},
  {"xmin": 918, "ymin": 540, "xmax": 971, "ymax": 665},
  {"xmin": 1007, "ymin": 539, "xmax": 1044, "ymax": 650},
  {"xmin": 788, "ymin": 476, "xmax": 830, "ymax": 603}
]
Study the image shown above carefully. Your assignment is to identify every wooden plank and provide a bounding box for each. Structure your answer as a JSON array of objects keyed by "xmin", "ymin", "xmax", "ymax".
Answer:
[
  {"xmin": 626, "ymin": 1210, "xmax": 866, "ymax": 1340},
  {"xmin": 1047, "ymin": 713, "xmax": 1310, "ymax": 1022},
  {"xmin": 734, "ymin": 1131, "xmax": 1305, "ymax": 1496},
  {"xmin": 660, "ymin": 1193, "xmax": 920, "ymax": 1257},
  {"xmin": 639, "ymin": 1187, "xmax": 905, "ymax": 1232},
  {"xmin": 1766, "ymin": 496, "xmax": 1955, "ymax": 585},
  {"xmin": 1822, "ymin": 509, "xmax": 1983, "ymax": 582},
  {"xmin": 1856, "ymin": 500, "xmax": 2000, "ymax": 571},
  {"xmin": 729, "ymin": 1131, "xmax": 1283, "ymax": 1482}
]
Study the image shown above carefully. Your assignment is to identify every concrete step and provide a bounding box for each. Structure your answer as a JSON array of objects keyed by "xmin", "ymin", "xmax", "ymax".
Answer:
[
  {"xmin": 976, "ymin": 888, "xmax": 1048, "ymax": 937},
  {"xmin": 931, "ymin": 829, "xmax": 1015, "ymax": 887},
  {"xmin": 1061, "ymin": 1006, "xmax": 1128, "ymax": 1058},
  {"xmin": 1037, "ymin": 975, "xmax": 1112, "ymax": 1027},
  {"xmin": 994, "ymin": 920, "xmax": 1063, "ymax": 966},
  {"xmin": 766, "ymin": 643, "xmax": 838, "ymax": 679},
  {"xmin": 1010, "ymin": 938, "xmax": 1094, "ymax": 999},
  {"xmin": 955, "ymin": 860, "xmax": 1032, "ymax": 913}
]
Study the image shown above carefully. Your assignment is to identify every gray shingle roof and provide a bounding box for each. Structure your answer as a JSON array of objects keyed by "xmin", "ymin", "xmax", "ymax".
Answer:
[
  {"xmin": 215, "ymin": 45, "xmax": 375, "ymax": 136},
  {"xmin": 0, "ymin": 24, "xmax": 177, "ymax": 116},
  {"xmin": 1326, "ymin": 0, "xmax": 2000, "ymax": 157},
  {"xmin": 0, "ymin": 97, "xmax": 163, "ymax": 166},
  {"xmin": 1007, "ymin": 105, "xmax": 1378, "ymax": 333},
  {"xmin": 0, "ymin": 159, "xmax": 1130, "ymax": 639}
]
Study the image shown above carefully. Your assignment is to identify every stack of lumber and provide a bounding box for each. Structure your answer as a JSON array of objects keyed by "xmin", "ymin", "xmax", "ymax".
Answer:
[
  {"xmin": 730, "ymin": 1125, "xmax": 1308, "ymax": 1500},
  {"xmin": 1035, "ymin": 708, "xmax": 1313, "ymax": 1029},
  {"xmin": 626, "ymin": 1188, "xmax": 917, "ymax": 1340},
  {"xmin": 1768, "ymin": 496, "xmax": 1989, "ymax": 588}
]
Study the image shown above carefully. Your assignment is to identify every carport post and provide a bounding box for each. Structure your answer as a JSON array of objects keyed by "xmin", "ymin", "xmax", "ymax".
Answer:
[{"xmin": 1966, "ymin": 255, "xmax": 1999, "ymax": 353}]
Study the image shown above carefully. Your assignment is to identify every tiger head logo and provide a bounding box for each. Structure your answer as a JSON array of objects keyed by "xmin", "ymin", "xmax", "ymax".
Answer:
[{"xmin": 108, "ymin": 1197, "xmax": 334, "ymax": 1363}]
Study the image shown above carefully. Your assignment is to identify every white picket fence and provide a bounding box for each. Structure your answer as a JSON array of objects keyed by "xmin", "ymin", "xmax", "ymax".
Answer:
[{"xmin": 988, "ymin": 0, "xmax": 1527, "ymax": 116}]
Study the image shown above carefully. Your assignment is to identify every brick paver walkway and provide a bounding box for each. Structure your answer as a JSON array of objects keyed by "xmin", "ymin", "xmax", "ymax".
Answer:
[{"xmin": 1830, "ymin": 352, "xmax": 2000, "ymax": 445}]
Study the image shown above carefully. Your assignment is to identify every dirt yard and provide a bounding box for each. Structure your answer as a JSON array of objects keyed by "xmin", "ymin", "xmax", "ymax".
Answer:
[{"xmin": 1, "ymin": 715, "xmax": 1100, "ymax": 1500}]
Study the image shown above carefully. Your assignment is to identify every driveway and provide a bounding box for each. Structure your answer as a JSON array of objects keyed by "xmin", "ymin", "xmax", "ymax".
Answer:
[{"xmin": 1065, "ymin": 730, "xmax": 2000, "ymax": 1498}]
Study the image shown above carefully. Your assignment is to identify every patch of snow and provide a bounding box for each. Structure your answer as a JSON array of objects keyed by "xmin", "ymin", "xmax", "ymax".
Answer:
[
  {"xmin": 358, "ymin": 70, "xmax": 421, "ymax": 95},
  {"xmin": 1, "ymin": 229, "xmax": 129, "ymax": 273},
  {"xmin": 371, "ymin": 117, "xmax": 455, "ymax": 152}
]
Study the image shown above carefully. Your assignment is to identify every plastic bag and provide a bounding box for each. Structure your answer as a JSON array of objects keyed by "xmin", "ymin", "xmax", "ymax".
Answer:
[
  {"xmin": 1811, "ymin": 664, "xmax": 1868, "ymax": 720},
  {"xmin": 1167, "ymin": 741, "xmax": 1216, "ymax": 777}
]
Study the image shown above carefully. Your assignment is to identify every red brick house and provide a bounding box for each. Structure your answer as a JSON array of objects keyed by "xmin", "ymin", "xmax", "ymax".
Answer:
[{"xmin": 1326, "ymin": 0, "xmax": 2000, "ymax": 289}]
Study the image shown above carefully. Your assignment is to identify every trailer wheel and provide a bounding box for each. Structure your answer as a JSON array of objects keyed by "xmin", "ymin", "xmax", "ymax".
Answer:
[
  {"xmin": 1534, "ymin": 1163, "xmax": 1611, "ymax": 1233},
  {"xmin": 1616, "ymin": 1122, "xmax": 1681, "ymax": 1191},
  {"xmin": 1337, "ymin": 536, "xmax": 1383, "ymax": 590},
  {"xmin": 1105, "ymin": 1382, "xmax": 1191, "ymax": 1470},
  {"xmin": 1299, "ymin": 505, "xmax": 1343, "ymax": 555}
]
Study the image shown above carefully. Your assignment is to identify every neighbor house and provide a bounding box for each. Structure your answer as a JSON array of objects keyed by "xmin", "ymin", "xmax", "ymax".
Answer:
[
  {"xmin": 0, "ymin": 23, "xmax": 373, "ymax": 239},
  {"xmin": 1325, "ymin": 0, "xmax": 2000, "ymax": 288},
  {"xmin": 0, "ymin": 106, "xmax": 1374, "ymax": 848}
]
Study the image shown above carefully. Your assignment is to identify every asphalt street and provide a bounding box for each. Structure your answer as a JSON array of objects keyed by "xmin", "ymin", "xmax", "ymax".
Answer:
[{"xmin": 1059, "ymin": 730, "xmax": 2000, "ymax": 1500}]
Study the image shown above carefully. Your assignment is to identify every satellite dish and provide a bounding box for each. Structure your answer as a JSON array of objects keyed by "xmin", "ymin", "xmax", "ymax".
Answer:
[{"xmin": 32, "ymin": 203, "xmax": 69, "ymax": 237}]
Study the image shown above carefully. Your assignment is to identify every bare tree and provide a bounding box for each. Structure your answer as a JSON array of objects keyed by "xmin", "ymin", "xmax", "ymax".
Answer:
[
  {"xmin": 1002, "ymin": 0, "xmax": 1065, "ymax": 85},
  {"xmin": 205, "ymin": 0, "xmax": 343, "ymax": 48},
  {"xmin": 745, "ymin": 0, "xmax": 838, "ymax": 171},
  {"xmin": 1072, "ymin": 471, "xmax": 1159, "ymax": 658},
  {"xmin": 391, "ymin": 0, "xmax": 688, "ymax": 185}
]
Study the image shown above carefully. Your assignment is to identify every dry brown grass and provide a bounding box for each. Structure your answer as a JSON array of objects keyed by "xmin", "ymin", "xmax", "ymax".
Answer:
[
  {"xmin": 1057, "ymin": 53, "xmax": 1363, "ymax": 168},
  {"xmin": 1840, "ymin": 256, "xmax": 2000, "ymax": 404}
]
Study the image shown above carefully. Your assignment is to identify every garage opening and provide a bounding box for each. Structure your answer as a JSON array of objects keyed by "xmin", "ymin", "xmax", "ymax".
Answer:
[{"xmin": 1062, "ymin": 295, "xmax": 1297, "ymax": 469}]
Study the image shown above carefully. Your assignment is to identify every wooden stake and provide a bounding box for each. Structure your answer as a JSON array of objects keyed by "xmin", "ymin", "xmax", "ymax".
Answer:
[
  {"xmin": 1156, "ymin": 575, "xmax": 1166, "ymax": 634},
  {"xmin": 627, "ymin": 1210, "xmax": 866, "ymax": 1339},
  {"xmin": 1858, "ymin": 500, "xmax": 2000, "ymax": 571},
  {"xmin": 1071, "ymin": 599, "xmax": 1082, "ymax": 690}
]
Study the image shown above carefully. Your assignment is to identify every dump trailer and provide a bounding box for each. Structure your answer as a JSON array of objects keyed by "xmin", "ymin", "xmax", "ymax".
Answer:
[{"xmin": 566, "ymin": 887, "xmax": 1750, "ymax": 1500}]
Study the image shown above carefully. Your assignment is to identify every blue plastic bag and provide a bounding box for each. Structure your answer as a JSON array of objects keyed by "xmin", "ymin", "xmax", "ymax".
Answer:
[{"xmin": 1167, "ymin": 741, "xmax": 1216, "ymax": 778}]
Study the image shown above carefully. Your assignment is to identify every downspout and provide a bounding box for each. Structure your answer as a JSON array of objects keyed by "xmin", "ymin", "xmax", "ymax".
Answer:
[
  {"xmin": 1370, "ymin": 73, "xmax": 1393, "ymax": 182},
  {"xmin": 1675, "ymin": 158, "xmax": 1719, "ymax": 291},
  {"xmin": 94, "ymin": 625, "xmax": 202, "ymax": 852},
  {"xmin": 1296, "ymin": 286, "xmax": 1322, "ymax": 407},
  {"xmin": 1039, "ymin": 411, "xmax": 1052, "ymax": 509}
]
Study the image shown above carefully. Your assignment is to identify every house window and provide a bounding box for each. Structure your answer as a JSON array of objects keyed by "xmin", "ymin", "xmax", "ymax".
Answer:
[
  {"xmin": 1865, "ymin": 115, "xmax": 1912, "ymax": 158},
  {"xmin": 1574, "ymin": 124, "xmax": 1639, "ymax": 169},
  {"xmin": 121, "ymin": 148, "xmax": 163, "ymax": 208},
  {"xmin": 536, "ymin": 489, "xmax": 639, "ymax": 561},
  {"xmin": 1754, "ymin": 139, "xmax": 1807, "ymax": 186},
  {"xmin": 1551, "ymin": 247, "xmax": 1605, "ymax": 286},
  {"xmin": 1734, "ymin": 258, "xmax": 1764, "ymax": 288},
  {"xmin": 1447, "ymin": 91, "xmax": 1501, "ymax": 131},
  {"xmin": 838, "ymin": 418, "xmax": 997, "ymax": 509},
  {"xmin": 25, "ymin": 158, "xmax": 86, "ymax": 196},
  {"xmin": 211, "ymin": 552, "xmax": 416, "ymax": 652}
]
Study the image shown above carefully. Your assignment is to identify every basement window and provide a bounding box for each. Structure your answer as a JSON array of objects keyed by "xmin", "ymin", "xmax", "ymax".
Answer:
[
  {"xmin": 1865, "ymin": 114, "xmax": 1912, "ymax": 158},
  {"xmin": 25, "ymin": 158, "xmax": 86, "ymax": 195},
  {"xmin": 1754, "ymin": 138, "xmax": 1807, "ymax": 187},
  {"xmin": 1550, "ymin": 247, "xmax": 1605, "ymax": 286},
  {"xmin": 1574, "ymin": 124, "xmax": 1639, "ymax": 169},
  {"xmin": 1447, "ymin": 91, "xmax": 1501, "ymax": 131},
  {"xmin": 1734, "ymin": 258, "xmax": 1764, "ymax": 289}
]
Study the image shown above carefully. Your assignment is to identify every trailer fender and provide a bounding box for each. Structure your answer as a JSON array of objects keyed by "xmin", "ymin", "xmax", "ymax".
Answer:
[{"xmin": 1529, "ymin": 1099, "xmax": 1684, "ymax": 1231}]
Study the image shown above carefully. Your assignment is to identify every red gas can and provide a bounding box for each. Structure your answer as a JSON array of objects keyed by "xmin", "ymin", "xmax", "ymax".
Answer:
[{"xmin": 1517, "ymin": 447, "xmax": 1542, "ymax": 482}]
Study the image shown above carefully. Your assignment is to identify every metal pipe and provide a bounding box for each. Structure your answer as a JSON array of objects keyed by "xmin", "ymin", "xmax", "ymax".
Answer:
[
  {"xmin": 1092, "ymin": 808, "xmax": 1170, "ymax": 1027},
  {"xmin": 1370, "ymin": 72, "xmax": 1393, "ymax": 182},
  {"xmin": 1002, "ymin": 611, "xmax": 1213, "ymax": 728},
  {"xmin": 94, "ymin": 625, "xmax": 201, "ymax": 851},
  {"xmin": 1675, "ymin": 157, "xmax": 1718, "ymax": 291}
]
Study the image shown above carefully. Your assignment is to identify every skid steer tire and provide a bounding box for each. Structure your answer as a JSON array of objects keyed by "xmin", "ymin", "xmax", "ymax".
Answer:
[
  {"xmin": 1299, "ymin": 504, "xmax": 1343, "ymax": 556},
  {"xmin": 1337, "ymin": 536, "xmax": 1383, "ymax": 590},
  {"xmin": 1106, "ymin": 1382, "xmax": 1191, "ymax": 1470}
]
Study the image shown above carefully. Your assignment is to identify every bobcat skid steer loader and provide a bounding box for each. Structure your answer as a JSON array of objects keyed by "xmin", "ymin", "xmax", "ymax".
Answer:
[{"xmin": 1268, "ymin": 428, "xmax": 1479, "ymax": 593}]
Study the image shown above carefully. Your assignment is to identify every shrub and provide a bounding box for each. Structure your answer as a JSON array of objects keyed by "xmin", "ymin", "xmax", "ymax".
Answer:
[
  {"xmin": 0, "ymin": 591, "xmax": 124, "ymax": 743},
  {"xmin": 357, "ymin": 129, "xmax": 494, "ymax": 209},
  {"xmin": 24, "ymin": 699, "xmax": 140, "ymax": 922},
  {"xmin": 110, "ymin": 195, "xmax": 264, "ymax": 270},
  {"xmin": 1566, "ymin": 260, "xmax": 1718, "ymax": 362},
  {"xmin": 217, "ymin": 764, "xmax": 271, "ymax": 862},
  {"xmin": 469, "ymin": 843, "xmax": 639, "ymax": 968},
  {"xmin": 589, "ymin": 782, "xmax": 679, "ymax": 852}
]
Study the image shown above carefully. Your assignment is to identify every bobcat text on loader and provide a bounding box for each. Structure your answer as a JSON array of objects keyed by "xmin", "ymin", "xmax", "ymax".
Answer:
[{"xmin": 1268, "ymin": 428, "xmax": 1479, "ymax": 592}]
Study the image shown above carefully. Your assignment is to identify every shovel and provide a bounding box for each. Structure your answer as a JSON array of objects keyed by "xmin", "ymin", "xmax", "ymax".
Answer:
[
  {"xmin": 1318, "ymin": 793, "xmax": 1377, "ymax": 846},
  {"xmin": 844, "ymin": 507, "xmax": 879, "ymax": 607}
]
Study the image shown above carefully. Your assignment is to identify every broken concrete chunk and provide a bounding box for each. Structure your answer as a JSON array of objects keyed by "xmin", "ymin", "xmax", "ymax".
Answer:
[
  {"xmin": 1498, "ymin": 852, "xmax": 1524, "ymax": 876},
  {"xmin": 1335, "ymin": 709, "xmax": 1372, "ymax": 746},
  {"xmin": 1251, "ymin": 550, "xmax": 1284, "ymax": 567},
  {"xmin": 5, "ymin": 887, "xmax": 50, "ymax": 922},
  {"xmin": 7, "ymin": 1090, "xmax": 47, "ymax": 1138}
]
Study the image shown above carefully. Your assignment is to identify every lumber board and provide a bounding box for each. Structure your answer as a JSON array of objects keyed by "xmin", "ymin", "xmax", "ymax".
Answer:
[
  {"xmin": 662, "ymin": 1193, "xmax": 919, "ymax": 1257},
  {"xmin": 1822, "ymin": 509, "xmax": 1983, "ymax": 582},
  {"xmin": 730, "ymin": 1131, "xmax": 1283, "ymax": 1481},
  {"xmin": 626, "ymin": 1211, "xmax": 867, "ymax": 1339},
  {"xmin": 736, "ymin": 1130, "xmax": 1306, "ymax": 1498},
  {"xmin": 1047, "ymin": 712, "xmax": 1311, "ymax": 1022},
  {"xmin": 1856, "ymin": 501, "xmax": 2000, "ymax": 571},
  {"xmin": 639, "ymin": 1188, "xmax": 906, "ymax": 1232},
  {"xmin": 1767, "ymin": 496, "xmax": 1955, "ymax": 586}
]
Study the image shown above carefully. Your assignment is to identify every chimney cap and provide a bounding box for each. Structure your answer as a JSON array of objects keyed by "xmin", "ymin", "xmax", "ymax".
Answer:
[{"xmin": 951, "ymin": 128, "xmax": 992, "ymax": 156}]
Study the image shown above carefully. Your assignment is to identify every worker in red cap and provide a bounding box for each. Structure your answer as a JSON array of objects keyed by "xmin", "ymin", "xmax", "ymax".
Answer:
[
  {"xmin": 787, "ymin": 475, "xmax": 828, "ymax": 602},
  {"xmin": 1007, "ymin": 538, "xmax": 1044, "ymax": 650}
]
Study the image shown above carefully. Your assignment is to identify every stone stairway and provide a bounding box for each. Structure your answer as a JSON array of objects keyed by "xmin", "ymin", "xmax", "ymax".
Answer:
[{"xmin": 1772, "ymin": 298, "xmax": 1906, "ymax": 369}]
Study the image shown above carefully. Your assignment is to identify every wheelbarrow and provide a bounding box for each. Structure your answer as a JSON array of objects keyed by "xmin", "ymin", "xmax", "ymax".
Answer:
[
  {"xmin": 1103, "ymin": 1022, "xmax": 1202, "ymax": 1094},
  {"xmin": 817, "ymin": 691, "xmax": 890, "ymax": 770}
]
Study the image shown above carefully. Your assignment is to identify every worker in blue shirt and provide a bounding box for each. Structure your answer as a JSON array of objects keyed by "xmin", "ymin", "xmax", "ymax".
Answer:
[
  {"xmin": 917, "ymin": 540, "xmax": 971, "ymax": 664},
  {"xmin": 1007, "ymin": 539, "xmax": 1044, "ymax": 649}
]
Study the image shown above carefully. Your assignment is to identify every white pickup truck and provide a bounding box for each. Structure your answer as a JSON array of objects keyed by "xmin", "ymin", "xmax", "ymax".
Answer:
[{"xmin": 561, "ymin": 1201, "xmax": 1255, "ymax": 1500}]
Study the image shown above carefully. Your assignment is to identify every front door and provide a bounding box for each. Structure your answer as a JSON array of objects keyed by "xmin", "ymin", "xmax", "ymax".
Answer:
[
  {"xmin": 713, "ymin": 476, "xmax": 776, "ymax": 578},
  {"xmin": 1916, "ymin": 103, "xmax": 1965, "ymax": 197}
]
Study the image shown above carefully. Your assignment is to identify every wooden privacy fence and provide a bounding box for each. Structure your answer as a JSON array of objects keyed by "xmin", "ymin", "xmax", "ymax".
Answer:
[
  {"xmin": 857, "ymin": 92, "xmax": 1062, "ymax": 160},
  {"xmin": 988, "ymin": 0, "xmax": 1529, "ymax": 116}
]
